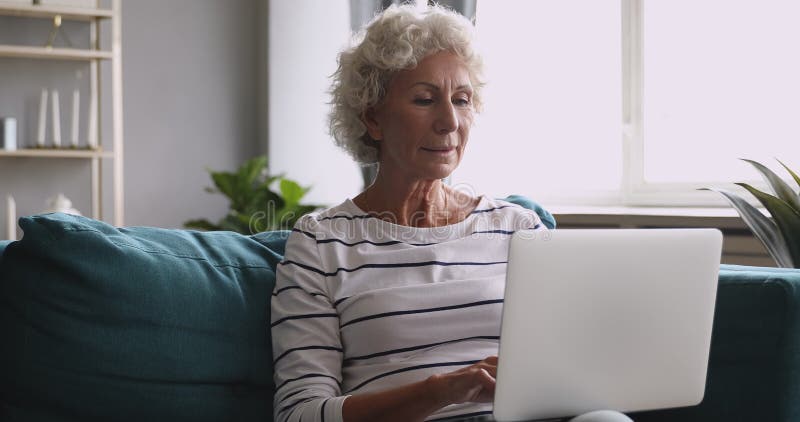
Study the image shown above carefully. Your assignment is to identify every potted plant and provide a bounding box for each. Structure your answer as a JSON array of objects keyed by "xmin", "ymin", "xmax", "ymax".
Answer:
[
  {"xmin": 703, "ymin": 159, "xmax": 800, "ymax": 268},
  {"xmin": 185, "ymin": 156, "xmax": 323, "ymax": 234}
]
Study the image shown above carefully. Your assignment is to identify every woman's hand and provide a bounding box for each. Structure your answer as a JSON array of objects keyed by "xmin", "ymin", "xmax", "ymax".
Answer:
[
  {"xmin": 427, "ymin": 356, "xmax": 497, "ymax": 405},
  {"xmin": 342, "ymin": 356, "xmax": 498, "ymax": 422}
]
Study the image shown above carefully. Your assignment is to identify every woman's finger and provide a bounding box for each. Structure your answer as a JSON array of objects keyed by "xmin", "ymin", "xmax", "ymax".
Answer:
[{"xmin": 474, "ymin": 362, "xmax": 497, "ymax": 378}]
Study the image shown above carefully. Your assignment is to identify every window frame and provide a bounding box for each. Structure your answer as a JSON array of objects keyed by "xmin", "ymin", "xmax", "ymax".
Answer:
[{"xmin": 621, "ymin": 0, "xmax": 742, "ymax": 207}]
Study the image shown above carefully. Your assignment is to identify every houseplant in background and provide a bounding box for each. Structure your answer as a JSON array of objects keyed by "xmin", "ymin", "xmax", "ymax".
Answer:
[
  {"xmin": 184, "ymin": 156, "xmax": 323, "ymax": 234},
  {"xmin": 703, "ymin": 159, "xmax": 800, "ymax": 268}
]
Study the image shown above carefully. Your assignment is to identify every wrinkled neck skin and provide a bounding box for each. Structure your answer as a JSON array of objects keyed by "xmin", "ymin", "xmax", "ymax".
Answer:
[{"xmin": 359, "ymin": 171, "xmax": 451, "ymax": 228}]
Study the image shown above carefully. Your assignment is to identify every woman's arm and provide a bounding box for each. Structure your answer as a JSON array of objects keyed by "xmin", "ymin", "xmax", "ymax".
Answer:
[
  {"xmin": 273, "ymin": 216, "xmax": 348, "ymax": 422},
  {"xmin": 342, "ymin": 356, "xmax": 498, "ymax": 422}
]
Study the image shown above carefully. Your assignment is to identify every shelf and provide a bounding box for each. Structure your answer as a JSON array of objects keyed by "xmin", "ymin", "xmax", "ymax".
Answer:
[
  {"xmin": 1, "ymin": 0, "xmax": 123, "ymax": 227},
  {"xmin": 0, "ymin": 44, "xmax": 111, "ymax": 60},
  {"xmin": 0, "ymin": 3, "xmax": 111, "ymax": 20},
  {"xmin": 0, "ymin": 148, "xmax": 113, "ymax": 158}
]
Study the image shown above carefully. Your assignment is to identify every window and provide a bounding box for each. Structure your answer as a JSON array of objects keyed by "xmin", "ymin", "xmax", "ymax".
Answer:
[
  {"xmin": 457, "ymin": 0, "xmax": 800, "ymax": 206},
  {"xmin": 630, "ymin": 0, "xmax": 800, "ymax": 205},
  {"xmin": 456, "ymin": 0, "xmax": 622, "ymax": 205}
]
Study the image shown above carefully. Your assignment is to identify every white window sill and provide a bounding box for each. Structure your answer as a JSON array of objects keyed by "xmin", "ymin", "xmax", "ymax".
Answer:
[
  {"xmin": 548, "ymin": 205, "xmax": 751, "ymax": 230},
  {"xmin": 545, "ymin": 205, "xmax": 775, "ymax": 267}
]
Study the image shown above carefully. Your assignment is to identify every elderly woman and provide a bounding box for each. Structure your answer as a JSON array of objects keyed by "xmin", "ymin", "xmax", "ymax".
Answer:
[{"xmin": 271, "ymin": 5, "xmax": 631, "ymax": 422}]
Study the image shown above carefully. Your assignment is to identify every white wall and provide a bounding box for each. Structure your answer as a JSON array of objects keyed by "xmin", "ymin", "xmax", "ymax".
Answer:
[
  {"xmin": 123, "ymin": 0, "xmax": 260, "ymax": 228},
  {"xmin": 268, "ymin": 0, "xmax": 362, "ymax": 208}
]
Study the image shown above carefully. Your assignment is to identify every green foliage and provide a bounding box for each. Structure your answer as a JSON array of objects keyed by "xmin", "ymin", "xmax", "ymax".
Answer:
[
  {"xmin": 703, "ymin": 159, "xmax": 800, "ymax": 268},
  {"xmin": 184, "ymin": 156, "xmax": 324, "ymax": 234}
]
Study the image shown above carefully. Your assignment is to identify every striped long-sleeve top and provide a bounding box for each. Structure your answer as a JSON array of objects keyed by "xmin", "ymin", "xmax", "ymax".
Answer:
[{"xmin": 271, "ymin": 195, "xmax": 546, "ymax": 422}]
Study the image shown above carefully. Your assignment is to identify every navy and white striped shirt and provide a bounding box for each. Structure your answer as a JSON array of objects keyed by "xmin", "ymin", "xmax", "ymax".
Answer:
[{"xmin": 271, "ymin": 196, "xmax": 546, "ymax": 422}]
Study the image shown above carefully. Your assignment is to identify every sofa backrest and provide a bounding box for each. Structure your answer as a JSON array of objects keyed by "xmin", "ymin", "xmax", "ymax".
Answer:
[
  {"xmin": 0, "ymin": 240, "xmax": 10, "ymax": 263},
  {"xmin": 0, "ymin": 196, "xmax": 550, "ymax": 421},
  {"xmin": 0, "ymin": 213, "xmax": 289, "ymax": 421}
]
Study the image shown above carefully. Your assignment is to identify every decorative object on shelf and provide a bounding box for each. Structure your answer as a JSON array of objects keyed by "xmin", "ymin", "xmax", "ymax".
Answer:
[
  {"xmin": 0, "ymin": 117, "xmax": 17, "ymax": 151},
  {"xmin": 44, "ymin": 14, "xmax": 73, "ymax": 48},
  {"xmin": 36, "ymin": 0, "xmax": 97, "ymax": 8},
  {"xmin": 37, "ymin": 88, "xmax": 48, "ymax": 147},
  {"xmin": 87, "ymin": 85, "xmax": 97, "ymax": 149},
  {"xmin": 71, "ymin": 88, "xmax": 79, "ymax": 148},
  {"xmin": 703, "ymin": 159, "xmax": 800, "ymax": 268},
  {"xmin": 44, "ymin": 193, "xmax": 82, "ymax": 216},
  {"xmin": 184, "ymin": 156, "xmax": 324, "ymax": 234},
  {"xmin": 33, "ymin": 88, "xmax": 84, "ymax": 150},
  {"xmin": 51, "ymin": 89, "xmax": 61, "ymax": 147},
  {"xmin": 6, "ymin": 195, "xmax": 17, "ymax": 241}
]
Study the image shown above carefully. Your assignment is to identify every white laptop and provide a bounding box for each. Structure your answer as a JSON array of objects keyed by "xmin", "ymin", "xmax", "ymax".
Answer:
[{"xmin": 493, "ymin": 229, "xmax": 723, "ymax": 422}]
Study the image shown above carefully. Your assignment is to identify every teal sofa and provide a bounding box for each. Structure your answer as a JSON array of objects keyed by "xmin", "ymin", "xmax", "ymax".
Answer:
[{"xmin": 1, "ymin": 203, "xmax": 799, "ymax": 421}]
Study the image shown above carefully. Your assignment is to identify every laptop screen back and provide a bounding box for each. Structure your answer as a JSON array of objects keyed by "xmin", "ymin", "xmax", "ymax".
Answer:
[{"xmin": 493, "ymin": 229, "xmax": 722, "ymax": 421}]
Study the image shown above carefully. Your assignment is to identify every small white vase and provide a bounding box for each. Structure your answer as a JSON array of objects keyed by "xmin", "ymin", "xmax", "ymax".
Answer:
[{"xmin": 45, "ymin": 193, "xmax": 82, "ymax": 216}]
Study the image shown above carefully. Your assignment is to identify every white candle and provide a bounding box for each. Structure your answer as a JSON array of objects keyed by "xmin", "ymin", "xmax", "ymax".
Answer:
[
  {"xmin": 6, "ymin": 195, "xmax": 16, "ymax": 241},
  {"xmin": 51, "ymin": 89, "xmax": 61, "ymax": 147},
  {"xmin": 88, "ymin": 92, "xmax": 97, "ymax": 149},
  {"xmin": 71, "ymin": 89, "xmax": 80, "ymax": 148},
  {"xmin": 37, "ymin": 88, "xmax": 48, "ymax": 147}
]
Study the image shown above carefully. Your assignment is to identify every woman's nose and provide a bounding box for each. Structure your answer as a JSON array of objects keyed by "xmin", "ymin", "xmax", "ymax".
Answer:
[{"xmin": 434, "ymin": 102, "xmax": 458, "ymax": 134}]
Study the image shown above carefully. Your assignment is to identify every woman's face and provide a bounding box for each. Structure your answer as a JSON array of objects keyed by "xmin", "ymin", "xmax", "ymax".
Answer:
[{"xmin": 365, "ymin": 51, "xmax": 475, "ymax": 182}]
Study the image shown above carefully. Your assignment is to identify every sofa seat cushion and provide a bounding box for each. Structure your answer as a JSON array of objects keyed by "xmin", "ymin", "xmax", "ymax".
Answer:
[{"xmin": 0, "ymin": 213, "xmax": 289, "ymax": 422}]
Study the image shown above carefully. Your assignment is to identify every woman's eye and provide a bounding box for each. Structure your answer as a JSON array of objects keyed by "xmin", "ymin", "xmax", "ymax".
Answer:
[
  {"xmin": 413, "ymin": 98, "xmax": 434, "ymax": 105},
  {"xmin": 453, "ymin": 98, "xmax": 471, "ymax": 107}
]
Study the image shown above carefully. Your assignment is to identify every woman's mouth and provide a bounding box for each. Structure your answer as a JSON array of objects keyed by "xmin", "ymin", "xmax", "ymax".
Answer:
[{"xmin": 421, "ymin": 147, "xmax": 455, "ymax": 155}]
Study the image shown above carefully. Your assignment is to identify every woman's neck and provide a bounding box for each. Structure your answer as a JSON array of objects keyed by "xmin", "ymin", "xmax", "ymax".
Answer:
[{"xmin": 358, "ymin": 176, "xmax": 451, "ymax": 228}]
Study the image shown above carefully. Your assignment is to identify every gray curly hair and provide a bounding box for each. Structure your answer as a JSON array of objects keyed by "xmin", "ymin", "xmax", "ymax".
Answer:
[{"xmin": 328, "ymin": 3, "xmax": 485, "ymax": 165}]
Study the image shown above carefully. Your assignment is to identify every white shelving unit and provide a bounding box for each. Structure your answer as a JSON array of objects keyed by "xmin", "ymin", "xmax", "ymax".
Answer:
[{"xmin": 0, "ymin": 0, "xmax": 124, "ymax": 226}]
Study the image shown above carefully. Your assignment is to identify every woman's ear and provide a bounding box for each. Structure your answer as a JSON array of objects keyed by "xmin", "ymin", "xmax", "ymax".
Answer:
[{"xmin": 361, "ymin": 107, "xmax": 383, "ymax": 141}]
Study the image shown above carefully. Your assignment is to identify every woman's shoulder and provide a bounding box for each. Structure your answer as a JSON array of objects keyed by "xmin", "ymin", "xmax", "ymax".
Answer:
[
  {"xmin": 290, "ymin": 198, "xmax": 365, "ymax": 230},
  {"xmin": 474, "ymin": 195, "xmax": 527, "ymax": 213},
  {"xmin": 474, "ymin": 195, "xmax": 546, "ymax": 230},
  {"xmin": 283, "ymin": 200, "xmax": 361, "ymax": 259}
]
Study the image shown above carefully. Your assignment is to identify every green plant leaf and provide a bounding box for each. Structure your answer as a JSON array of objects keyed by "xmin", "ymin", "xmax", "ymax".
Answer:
[
  {"xmin": 183, "ymin": 219, "xmax": 220, "ymax": 231},
  {"xmin": 245, "ymin": 211, "xmax": 272, "ymax": 233},
  {"xmin": 701, "ymin": 187, "xmax": 794, "ymax": 268},
  {"xmin": 210, "ymin": 171, "xmax": 238, "ymax": 204},
  {"xmin": 189, "ymin": 155, "xmax": 324, "ymax": 235},
  {"xmin": 240, "ymin": 193, "xmax": 278, "ymax": 233},
  {"xmin": 741, "ymin": 159, "xmax": 800, "ymax": 212},
  {"xmin": 777, "ymin": 158, "xmax": 800, "ymax": 196},
  {"xmin": 218, "ymin": 213, "xmax": 249, "ymax": 233},
  {"xmin": 277, "ymin": 204, "xmax": 323, "ymax": 229},
  {"xmin": 737, "ymin": 183, "xmax": 800, "ymax": 268},
  {"xmin": 231, "ymin": 211, "xmax": 266, "ymax": 234},
  {"xmin": 237, "ymin": 156, "xmax": 268, "ymax": 184},
  {"xmin": 273, "ymin": 206, "xmax": 298, "ymax": 231},
  {"xmin": 279, "ymin": 178, "xmax": 309, "ymax": 207},
  {"xmin": 232, "ymin": 157, "xmax": 268, "ymax": 211},
  {"xmin": 265, "ymin": 174, "xmax": 284, "ymax": 187},
  {"xmin": 248, "ymin": 186, "xmax": 284, "ymax": 221}
]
